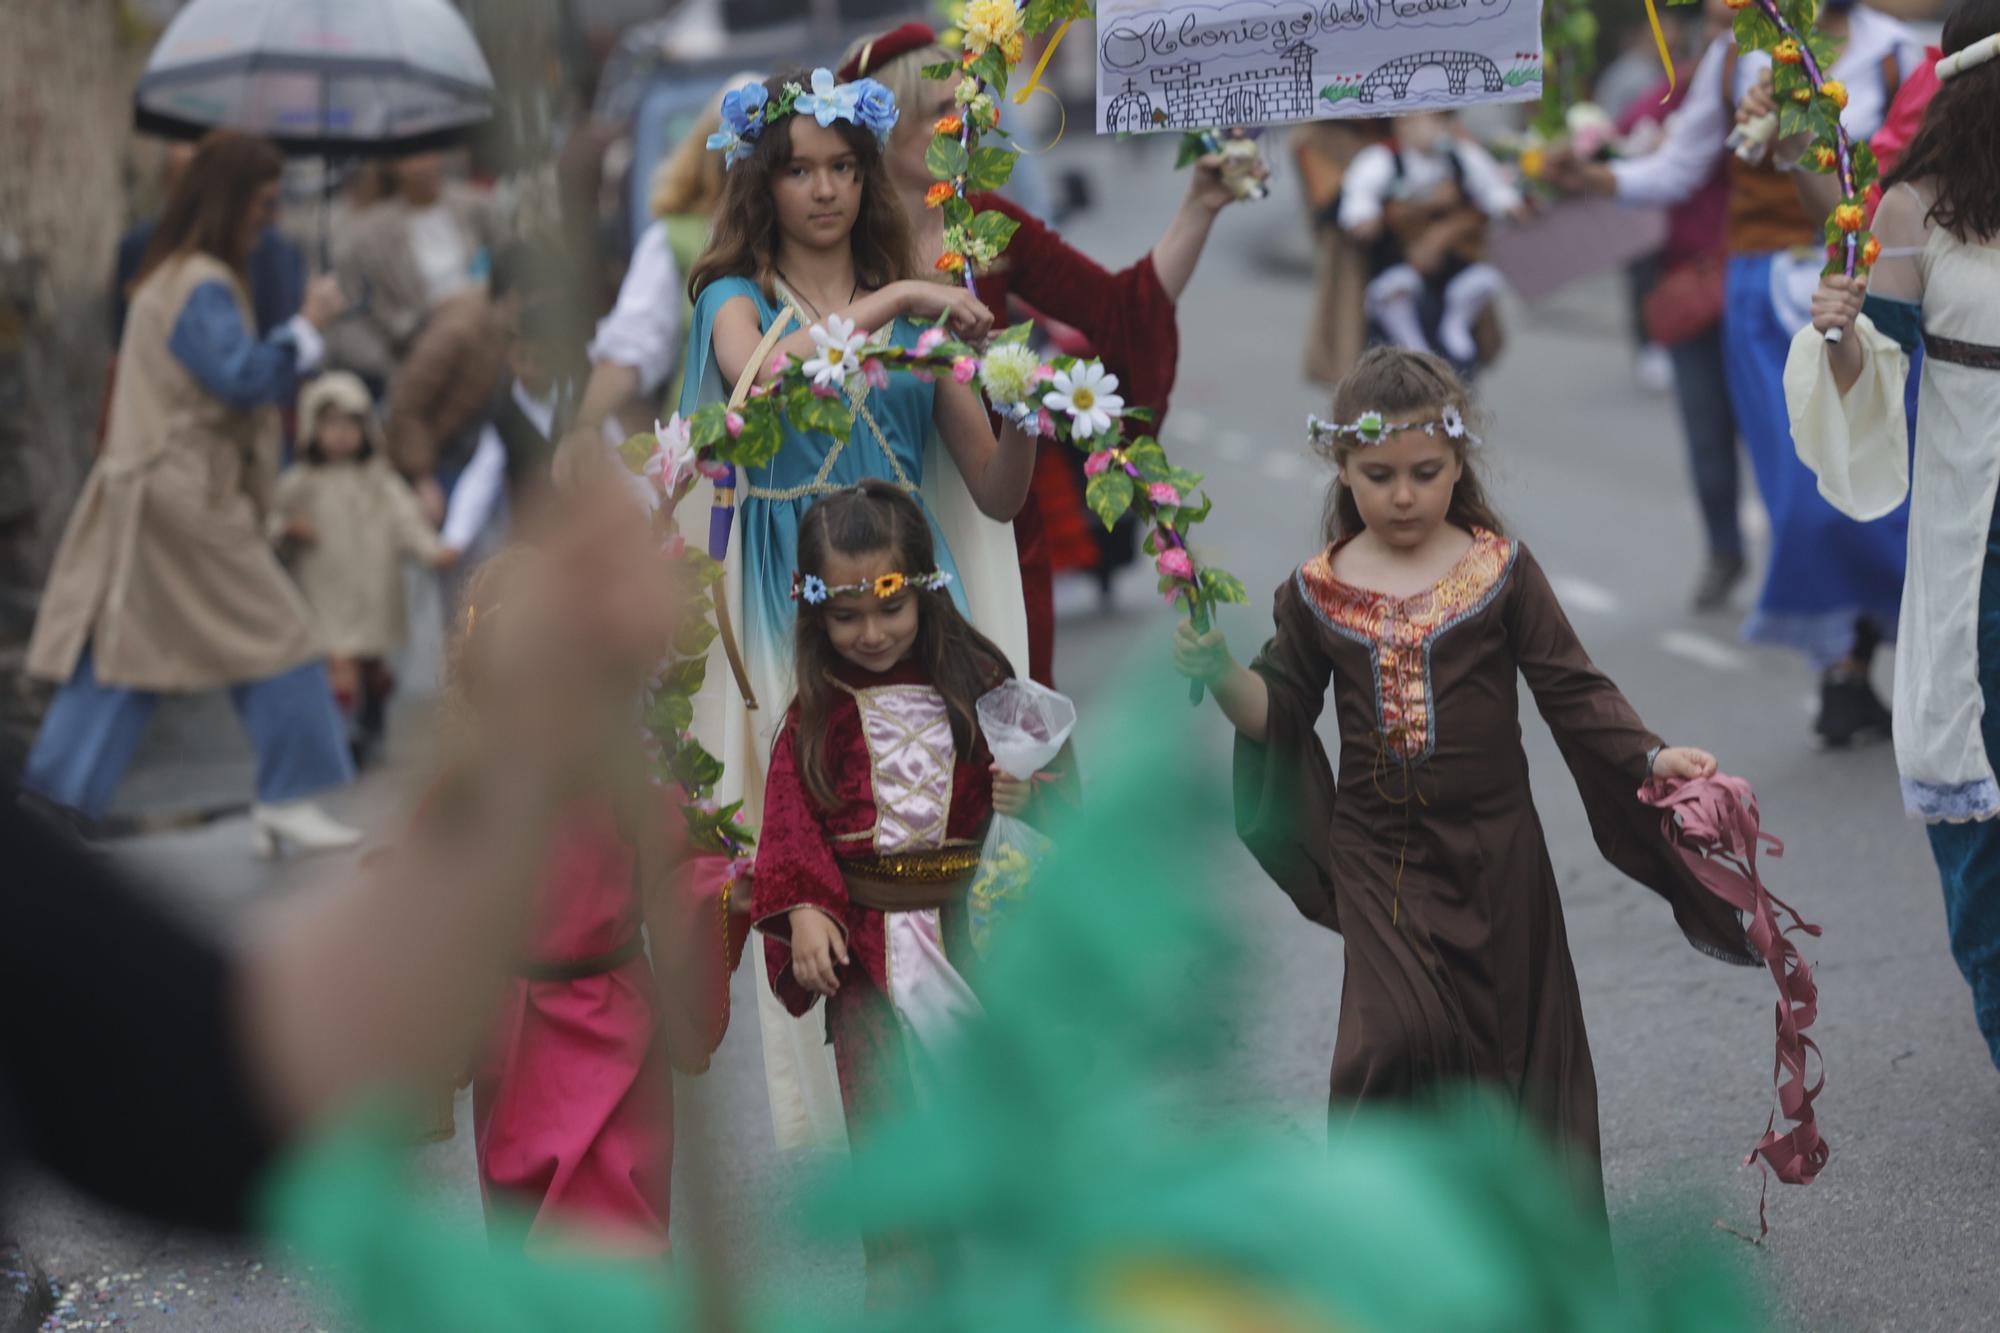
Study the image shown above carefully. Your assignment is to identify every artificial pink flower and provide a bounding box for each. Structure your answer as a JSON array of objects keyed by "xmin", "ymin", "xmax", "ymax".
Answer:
[
  {"xmin": 698, "ymin": 458, "xmax": 732, "ymax": 481},
  {"xmin": 767, "ymin": 353, "xmax": 790, "ymax": 378},
  {"xmin": 1083, "ymin": 450, "xmax": 1115, "ymax": 478},
  {"xmin": 1156, "ymin": 546, "xmax": 1194, "ymax": 581},
  {"xmin": 724, "ymin": 410, "xmax": 745, "ymax": 438},
  {"xmin": 862, "ymin": 357, "xmax": 890, "ymax": 391},
  {"xmin": 1031, "ymin": 364, "xmax": 1056, "ymax": 382},
  {"xmin": 952, "ymin": 356, "xmax": 979, "ymax": 384},
  {"xmin": 660, "ymin": 534, "xmax": 687, "ymax": 560},
  {"xmin": 748, "ymin": 382, "xmax": 770, "ymax": 399},
  {"xmin": 915, "ymin": 327, "xmax": 948, "ymax": 356},
  {"xmin": 1149, "ymin": 482, "xmax": 1181, "ymax": 506},
  {"xmin": 811, "ymin": 382, "xmax": 841, "ymax": 399},
  {"xmin": 911, "ymin": 367, "xmax": 937, "ymax": 384},
  {"xmin": 1035, "ymin": 408, "xmax": 1056, "ymax": 438}
]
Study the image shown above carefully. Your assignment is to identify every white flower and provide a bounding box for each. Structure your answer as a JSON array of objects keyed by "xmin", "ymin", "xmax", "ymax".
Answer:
[
  {"xmin": 802, "ymin": 314, "xmax": 868, "ymax": 387},
  {"xmin": 1042, "ymin": 360, "xmax": 1124, "ymax": 439},
  {"xmin": 980, "ymin": 343, "xmax": 1041, "ymax": 406},
  {"xmin": 643, "ymin": 415, "xmax": 699, "ymax": 498},
  {"xmin": 1439, "ymin": 404, "xmax": 1466, "ymax": 440}
]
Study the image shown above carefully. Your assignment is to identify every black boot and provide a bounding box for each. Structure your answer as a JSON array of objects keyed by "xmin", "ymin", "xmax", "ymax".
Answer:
[
  {"xmin": 1815, "ymin": 666, "xmax": 1892, "ymax": 748},
  {"xmin": 1691, "ymin": 555, "xmax": 1748, "ymax": 612}
]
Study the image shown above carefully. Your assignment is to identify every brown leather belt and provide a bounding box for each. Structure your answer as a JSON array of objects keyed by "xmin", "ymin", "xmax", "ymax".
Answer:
[
  {"xmin": 517, "ymin": 932, "xmax": 646, "ymax": 982},
  {"xmin": 842, "ymin": 846, "xmax": 981, "ymax": 912},
  {"xmin": 1925, "ymin": 331, "xmax": 2000, "ymax": 372}
]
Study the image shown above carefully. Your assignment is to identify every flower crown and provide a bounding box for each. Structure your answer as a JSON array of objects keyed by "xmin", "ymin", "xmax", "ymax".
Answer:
[
  {"xmin": 1306, "ymin": 405, "xmax": 1476, "ymax": 449},
  {"xmin": 707, "ymin": 69, "xmax": 899, "ymax": 169},
  {"xmin": 792, "ymin": 568, "xmax": 954, "ymax": 605}
]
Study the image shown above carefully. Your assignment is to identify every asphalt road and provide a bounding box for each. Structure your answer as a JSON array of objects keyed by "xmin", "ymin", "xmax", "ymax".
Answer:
[{"xmin": 10, "ymin": 133, "xmax": 1998, "ymax": 1333}]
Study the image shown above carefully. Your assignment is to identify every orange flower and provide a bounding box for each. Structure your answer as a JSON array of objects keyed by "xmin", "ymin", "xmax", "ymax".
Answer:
[
  {"xmin": 934, "ymin": 114, "xmax": 964, "ymax": 135},
  {"xmin": 1792, "ymin": 87, "xmax": 1813, "ymax": 103},
  {"xmin": 1773, "ymin": 38, "xmax": 1803, "ymax": 64},
  {"xmin": 1820, "ymin": 79, "xmax": 1848, "ymax": 110},
  {"xmin": 962, "ymin": 48, "xmax": 979, "ymax": 66},
  {"xmin": 937, "ymin": 251, "xmax": 966, "ymax": 273},
  {"xmin": 1725, "ymin": 0, "xmax": 1752, "ymax": 9},
  {"xmin": 925, "ymin": 181, "xmax": 956, "ymax": 208},
  {"xmin": 872, "ymin": 573, "xmax": 907, "ymax": 598},
  {"xmin": 1861, "ymin": 235, "xmax": 1882, "ymax": 267},
  {"xmin": 1813, "ymin": 144, "xmax": 1838, "ymax": 170},
  {"xmin": 1832, "ymin": 203, "xmax": 1866, "ymax": 233}
]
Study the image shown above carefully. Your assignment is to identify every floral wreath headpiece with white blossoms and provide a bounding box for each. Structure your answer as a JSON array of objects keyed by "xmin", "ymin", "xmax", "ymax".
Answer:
[
  {"xmin": 1306, "ymin": 404, "xmax": 1477, "ymax": 449},
  {"xmin": 707, "ymin": 69, "xmax": 900, "ymax": 169},
  {"xmin": 792, "ymin": 568, "xmax": 955, "ymax": 605}
]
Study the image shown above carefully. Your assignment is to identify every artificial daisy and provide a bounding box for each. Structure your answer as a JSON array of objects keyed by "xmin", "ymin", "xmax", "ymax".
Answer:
[
  {"xmin": 981, "ymin": 343, "xmax": 1042, "ymax": 406},
  {"xmin": 873, "ymin": 573, "xmax": 907, "ymax": 598},
  {"xmin": 1043, "ymin": 361, "xmax": 1124, "ymax": 439},
  {"xmin": 802, "ymin": 314, "xmax": 868, "ymax": 387},
  {"xmin": 1440, "ymin": 404, "xmax": 1467, "ymax": 440},
  {"xmin": 801, "ymin": 574, "xmax": 829, "ymax": 604}
]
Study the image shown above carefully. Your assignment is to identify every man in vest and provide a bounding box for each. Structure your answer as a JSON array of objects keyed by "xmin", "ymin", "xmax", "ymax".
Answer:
[{"xmin": 1556, "ymin": 0, "xmax": 1925, "ymax": 748}]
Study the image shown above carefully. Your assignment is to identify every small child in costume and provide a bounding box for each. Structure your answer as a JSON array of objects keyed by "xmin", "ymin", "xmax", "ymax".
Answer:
[
  {"xmin": 750, "ymin": 481, "xmax": 1065, "ymax": 1300},
  {"xmin": 276, "ymin": 372, "xmax": 458, "ymax": 763},
  {"xmin": 1337, "ymin": 112, "xmax": 1525, "ymax": 373},
  {"xmin": 1172, "ymin": 348, "xmax": 1758, "ymax": 1223},
  {"xmin": 430, "ymin": 550, "xmax": 748, "ymax": 1254}
]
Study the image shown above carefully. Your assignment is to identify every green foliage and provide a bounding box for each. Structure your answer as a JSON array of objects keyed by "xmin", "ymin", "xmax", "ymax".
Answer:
[
  {"xmin": 965, "ymin": 145, "xmax": 1016, "ymax": 191},
  {"xmin": 970, "ymin": 207, "xmax": 1021, "ymax": 255},
  {"xmin": 925, "ymin": 133, "xmax": 969, "ymax": 182},
  {"xmin": 1086, "ymin": 470, "xmax": 1135, "ymax": 528}
]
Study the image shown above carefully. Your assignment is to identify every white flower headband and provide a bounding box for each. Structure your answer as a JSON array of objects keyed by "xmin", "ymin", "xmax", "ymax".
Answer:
[
  {"xmin": 706, "ymin": 69, "xmax": 900, "ymax": 168},
  {"xmin": 1306, "ymin": 405, "xmax": 1476, "ymax": 449},
  {"xmin": 792, "ymin": 568, "xmax": 954, "ymax": 605}
]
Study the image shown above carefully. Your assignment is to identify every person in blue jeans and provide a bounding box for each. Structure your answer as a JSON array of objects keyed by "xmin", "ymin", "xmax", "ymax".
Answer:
[{"xmin": 23, "ymin": 131, "xmax": 359, "ymax": 855}]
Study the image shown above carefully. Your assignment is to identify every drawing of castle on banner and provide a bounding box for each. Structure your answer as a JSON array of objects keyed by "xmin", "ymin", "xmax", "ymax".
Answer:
[{"xmin": 1101, "ymin": 41, "xmax": 1315, "ymax": 133}]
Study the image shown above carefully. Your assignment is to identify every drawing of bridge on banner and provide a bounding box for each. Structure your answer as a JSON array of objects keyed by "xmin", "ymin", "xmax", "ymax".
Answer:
[
  {"xmin": 1102, "ymin": 41, "xmax": 1316, "ymax": 132},
  {"xmin": 1358, "ymin": 49, "xmax": 1506, "ymax": 103}
]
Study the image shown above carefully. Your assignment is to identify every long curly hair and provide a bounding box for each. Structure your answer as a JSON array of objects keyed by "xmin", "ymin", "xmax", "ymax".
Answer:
[
  {"xmin": 1883, "ymin": 0, "xmax": 2000, "ymax": 243},
  {"xmin": 685, "ymin": 71, "xmax": 916, "ymax": 305},
  {"xmin": 790, "ymin": 481, "xmax": 1012, "ymax": 811},
  {"xmin": 1317, "ymin": 347, "xmax": 1505, "ymax": 545}
]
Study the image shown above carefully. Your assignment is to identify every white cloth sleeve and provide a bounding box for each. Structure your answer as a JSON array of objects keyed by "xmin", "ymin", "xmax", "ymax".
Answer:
[
  {"xmin": 587, "ymin": 222, "xmax": 683, "ymax": 396},
  {"xmin": 1784, "ymin": 315, "xmax": 1910, "ymax": 521},
  {"xmin": 1336, "ymin": 147, "xmax": 1397, "ymax": 231},
  {"xmin": 1609, "ymin": 38, "xmax": 1733, "ymax": 209},
  {"xmin": 439, "ymin": 428, "xmax": 508, "ymax": 551},
  {"xmin": 1456, "ymin": 139, "xmax": 1522, "ymax": 217}
]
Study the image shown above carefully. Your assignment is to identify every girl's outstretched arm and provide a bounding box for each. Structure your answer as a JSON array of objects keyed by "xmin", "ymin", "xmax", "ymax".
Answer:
[{"xmin": 1174, "ymin": 619, "xmax": 1269, "ymax": 742}]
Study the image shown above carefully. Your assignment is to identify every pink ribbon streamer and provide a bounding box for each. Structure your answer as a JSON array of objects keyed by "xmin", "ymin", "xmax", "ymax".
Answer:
[{"xmin": 1638, "ymin": 773, "xmax": 1828, "ymax": 1237}]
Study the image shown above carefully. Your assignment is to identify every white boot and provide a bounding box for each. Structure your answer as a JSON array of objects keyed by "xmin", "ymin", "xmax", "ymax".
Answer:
[
  {"xmin": 1365, "ymin": 264, "xmax": 1435, "ymax": 354},
  {"xmin": 251, "ymin": 800, "xmax": 363, "ymax": 858},
  {"xmin": 1438, "ymin": 263, "xmax": 1506, "ymax": 366}
]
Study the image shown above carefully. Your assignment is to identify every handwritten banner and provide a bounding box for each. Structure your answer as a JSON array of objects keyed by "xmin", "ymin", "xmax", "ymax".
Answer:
[{"xmin": 1094, "ymin": 0, "xmax": 1544, "ymax": 133}]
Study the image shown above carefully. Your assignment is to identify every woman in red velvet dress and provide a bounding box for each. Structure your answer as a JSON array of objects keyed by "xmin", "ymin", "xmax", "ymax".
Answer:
[{"xmin": 838, "ymin": 24, "xmax": 1261, "ymax": 685}]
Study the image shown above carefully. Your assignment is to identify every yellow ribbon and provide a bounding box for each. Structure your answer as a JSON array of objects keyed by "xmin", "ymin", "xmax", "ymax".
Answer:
[
  {"xmin": 1009, "ymin": 16, "xmax": 1074, "ymax": 153},
  {"xmin": 1645, "ymin": 0, "xmax": 1677, "ymax": 97}
]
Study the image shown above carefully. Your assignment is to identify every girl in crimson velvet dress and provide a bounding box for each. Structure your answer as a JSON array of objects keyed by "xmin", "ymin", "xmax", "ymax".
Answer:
[
  {"xmin": 1171, "ymin": 349, "xmax": 1756, "ymax": 1222},
  {"xmin": 434, "ymin": 551, "xmax": 747, "ymax": 1255},
  {"xmin": 752, "ymin": 481, "xmax": 1059, "ymax": 1298},
  {"xmin": 838, "ymin": 22, "xmax": 1262, "ymax": 680}
]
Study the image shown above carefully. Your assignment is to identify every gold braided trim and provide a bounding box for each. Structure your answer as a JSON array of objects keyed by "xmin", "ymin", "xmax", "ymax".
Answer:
[{"xmin": 843, "ymin": 845, "xmax": 982, "ymax": 884}]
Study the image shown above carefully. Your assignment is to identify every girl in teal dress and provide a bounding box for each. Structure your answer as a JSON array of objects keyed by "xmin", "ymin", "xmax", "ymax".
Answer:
[
  {"xmin": 680, "ymin": 68, "xmax": 1036, "ymax": 682},
  {"xmin": 678, "ymin": 68, "xmax": 1037, "ymax": 1153}
]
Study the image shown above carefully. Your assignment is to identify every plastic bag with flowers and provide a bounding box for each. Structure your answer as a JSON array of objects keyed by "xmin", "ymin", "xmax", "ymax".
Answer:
[{"xmin": 968, "ymin": 679, "xmax": 1076, "ymax": 955}]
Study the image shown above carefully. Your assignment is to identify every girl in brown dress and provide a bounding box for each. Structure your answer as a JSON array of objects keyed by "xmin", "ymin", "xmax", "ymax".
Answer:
[{"xmin": 1172, "ymin": 348, "xmax": 1758, "ymax": 1218}]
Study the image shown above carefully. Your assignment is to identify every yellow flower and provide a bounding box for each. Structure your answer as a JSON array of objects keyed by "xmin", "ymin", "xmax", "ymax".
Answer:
[
  {"xmin": 961, "ymin": 0, "xmax": 1022, "ymax": 55},
  {"xmin": 1820, "ymin": 79, "xmax": 1848, "ymax": 110},
  {"xmin": 872, "ymin": 573, "xmax": 907, "ymax": 598},
  {"xmin": 1861, "ymin": 235, "xmax": 1882, "ymax": 267},
  {"xmin": 925, "ymin": 181, "xmax": 956, "ymax": 208},
  {"xmin": 1773, "ymin": 38, "xmax": 1802, "ymax": 64},
  {"xmin": 1813, "ymin": 144, "xmax": 1838, "ymax": 170},
  {"xmin": 937, "ymin": 251, "xmax": 966, "ymax": 273},
  {"xmin": 1519, "ymin": 146, "xmax": 1547, "ymax": 180},
  {"xmin": 1833, "ymin": 203, "xmax": 1866, "ymax": 233},
  {"xmin": 1725, "ymin": 0, "xmax": 1752, "ymax": 9},
  {"xmin": 1002, "ymin": 30, "xmax": 1025, "ymax": 63},
  {"xmin": 1792, "ymin": 87, "xmax": 1813, "ymax": 103}
]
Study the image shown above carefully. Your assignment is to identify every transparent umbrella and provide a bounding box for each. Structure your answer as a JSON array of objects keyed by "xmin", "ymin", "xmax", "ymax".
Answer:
[{"xmin": 133, "ymin": 0, "xmax": 495, "ymax": 157}]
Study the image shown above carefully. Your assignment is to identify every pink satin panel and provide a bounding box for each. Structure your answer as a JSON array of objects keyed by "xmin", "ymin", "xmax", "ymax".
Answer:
[{"xmin": 853, "ymin": 685, "xmax": 954, "ymax": 854}]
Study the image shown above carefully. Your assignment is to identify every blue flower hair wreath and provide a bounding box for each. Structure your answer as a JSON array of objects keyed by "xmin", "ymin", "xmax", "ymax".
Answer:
[{"xmin": 707, "ymin": 69, "xmax": 900, "ymax": 169}]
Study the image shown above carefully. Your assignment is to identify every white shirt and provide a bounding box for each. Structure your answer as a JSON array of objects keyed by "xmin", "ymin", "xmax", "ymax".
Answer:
[
  {"xmin": 1338, "ymin": 138, "xmax": 1522, "ymax": 232},
  {"xmin": 406, "ymin": 202, "xmax": 474, "ymax": 309},
  {"xmin": 588, "ymin": 222, "xmax": 685, "ymax": 396},
  {"xmin": 440, "ymin": 379, "xmax": 559, "ymax": 551},
  {"xmin": 1610, "ymin": 12, "xmax": 1925, "ymax": 211}
]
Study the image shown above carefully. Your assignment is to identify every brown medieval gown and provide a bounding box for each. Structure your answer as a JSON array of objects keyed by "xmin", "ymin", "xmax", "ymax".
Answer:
[{"xmin": 1234, "ymin": 528, "xmax": 1758, "ymax": 1215}]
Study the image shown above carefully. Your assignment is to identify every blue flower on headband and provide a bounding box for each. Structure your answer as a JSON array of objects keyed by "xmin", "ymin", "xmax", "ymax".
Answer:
[
  {"xmin": 850, "ymin": 78, "xmax": 899, "ymax": 136},
  {"xmin": 795, "ymin": 68, "xmax": 854, "ymax": 128},
  {"xmin": 720, "ymin": 82, "xmax": 767, "ymax": 135},
  {"xmin": 801, "ymin": 574, "xmax": 829, "ymax": 605}
]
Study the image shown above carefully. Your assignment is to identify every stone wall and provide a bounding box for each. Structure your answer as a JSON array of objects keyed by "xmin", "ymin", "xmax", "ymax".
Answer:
[{"xmin": 0, "ymin": 0, "xmax": 152, "ymax": 777}]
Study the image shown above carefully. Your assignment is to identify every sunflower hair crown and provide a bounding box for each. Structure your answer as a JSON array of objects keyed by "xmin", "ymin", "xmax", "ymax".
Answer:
[
  {"xmin": 706, "ymin": 69, "xmax": 899, "ymax": 169},
  {"xmin": 792, "ymin": 568, "xmax": 954, "ymax": 604},
  {"xmin": 1306, "ymin": 404, "xmax": 1476, "ymax": 449}
]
